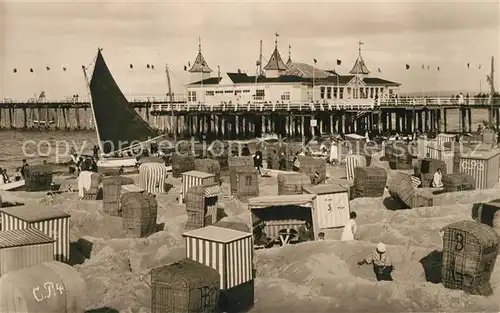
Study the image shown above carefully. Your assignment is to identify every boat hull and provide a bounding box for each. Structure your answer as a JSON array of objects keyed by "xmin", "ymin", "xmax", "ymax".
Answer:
[
  {"xmin": 97, "ymin": 158, "xmax": 137, "ymax": 168},
  {"xmin": 0, "ymin": 179, "xmax": 26, "ymax": 191}
]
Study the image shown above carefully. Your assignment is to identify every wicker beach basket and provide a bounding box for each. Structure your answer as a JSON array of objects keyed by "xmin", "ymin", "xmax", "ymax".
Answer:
[
  {"xmin": 387, "ymin": 172, "xmax": 433, "ymax": 209},
  {"xmin": 442, "ymin": 220, "xmax": 499, "ymax": 296},
  {"xmin": 82, "ymin": 173, "xmax": 103, "ymax": 200},
  {"xmin": 235, "ymin": 168, "xmax": 259, "ymax": 198},
  {"xmin": 171, "ymin": 154, "xmax": 196, "ymax": 178},
  {"xmin": 151, "ymin": 258, "xmax": 220, "ymax": 313},
  {"xmin": 352, "ymin": 166, "xmax": 387, "ymax": 198},
  {"xmin": 277, "ymin": 172, "xmax": 312, "ymax": 195},
  {"xmin": 473, "ymin": 202, "xmax": 500, "ymax": 237},
  {"xmin": 25, "ymin": 165, "xmax": 53, "ymax": 192},
  {"xmin": 442, "ymin": 173, "xmax": 476, "ymax": 193},
  {"xmin": 184, "ymin": 185, "xmax": 207, "ymax": 231},
  {"xmin": 418, "ymin": 158, "xmax": 447, "ymax": 187},
  {"xmin": 298, "ymin": 156, "xmax": 327, "ymax": 183},
  {"xmin": 121, "ymin": 191, "xmax": 158, "ymax": 238},
  {"xmin": 194, "ymin": 159, "xmax": 221, "ymax": 181},
  {"xmin": 102, "ymin": 176, "xmax": 135, "ymax": 216},
  {"xmin": 228, "ymin": 156, "xmax": 254, "ymax": 195}
]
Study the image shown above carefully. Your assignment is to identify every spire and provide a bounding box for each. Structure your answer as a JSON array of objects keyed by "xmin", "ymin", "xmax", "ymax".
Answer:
[
  {"xmin": 286, "ymin": 44, "xmax": 292, "ymax": 66},
  {"xmin": 264, "ymin": 33, "xmax": 287, "ymax": 71},
  {"xmin": 349, "ymin": 41, "xmax": 370, "ymax": 75},
  {"xmin": 189, "ymin": 36, "xmax": 212, "ymax": 73}
]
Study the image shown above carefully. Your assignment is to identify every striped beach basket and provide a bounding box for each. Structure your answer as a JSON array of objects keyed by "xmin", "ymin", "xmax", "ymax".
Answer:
[
  {"xmin": 138, "ymin": 162, "xmax": 169, "ymax": 195},
  {"xmin": 345, "ymin": 154, "xmax": 367, "ymax": 181},
  {"xmin": 0, "ymin": 205, "xmax": 70, "ymax": 263},
  {"xmin": 180, "ymin": 171, "xmax": 216, "ymax": 204}
]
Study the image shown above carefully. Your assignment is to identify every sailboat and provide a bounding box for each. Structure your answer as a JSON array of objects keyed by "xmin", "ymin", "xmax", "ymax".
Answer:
[{"xmin": 85, "ymin": 48, "xmax": 164, "ymax": 168}]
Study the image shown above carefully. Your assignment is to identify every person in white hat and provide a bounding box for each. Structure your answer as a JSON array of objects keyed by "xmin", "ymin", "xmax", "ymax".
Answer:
[{"xmin": 357, "ymin": 242, "xmax": 394, "ymax": 281}]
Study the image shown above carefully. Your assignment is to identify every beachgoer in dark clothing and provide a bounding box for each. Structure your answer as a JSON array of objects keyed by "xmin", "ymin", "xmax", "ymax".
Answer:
[
  {"xmin": 21, "ymin": 159, "xmax": 29, "ymax": 178},
  {"xmin": 271, "ymin": 149, "xmax": 279, "ymax": 169},
  {"xmin": 253, "ymin": 150, "xmax": 263, "ymax": 174},
  {"xmin": 242, "ymin": 144, "xmax": 251, "ymax": 156},
  {"xmin": 292, "ymin": 152, "xmax": 300, "ymax": 172},
  {"xmin": 0, "ymin": 168, "xmax": 10, "ymax": 183},
  {"xmin": 298, "ymin": 221, "xmax": 314, "ymax": 242},
  {"xmin": 279, "ymin": 151, "xmax": 287, "ymax": 170},
  {"xmin": 14, "ymin": 168, "xmax": 22, "ymax": 181},
  {"xmin": 93, "ymin": 145, "xmax": 99, "ymax": 160}
]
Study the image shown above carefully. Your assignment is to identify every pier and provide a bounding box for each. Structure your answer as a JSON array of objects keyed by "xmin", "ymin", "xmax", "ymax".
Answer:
[{"xmin": 0, "ymin": 96, "xmax": 499, "ymax": 139}]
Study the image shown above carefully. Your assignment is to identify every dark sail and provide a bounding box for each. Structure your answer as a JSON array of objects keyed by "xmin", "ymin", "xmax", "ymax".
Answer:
[{"xmin": 89, "ymin": 49, "xmax": 157, "ymax": 154}]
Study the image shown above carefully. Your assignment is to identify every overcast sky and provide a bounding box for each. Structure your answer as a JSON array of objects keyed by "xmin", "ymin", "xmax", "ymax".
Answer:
[{"xmin": 1, "ymin": 0, "xmax": 499, "ymax": 100}]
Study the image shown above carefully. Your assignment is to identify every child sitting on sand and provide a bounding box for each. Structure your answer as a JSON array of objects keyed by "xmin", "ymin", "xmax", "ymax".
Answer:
[
  {"xmin": 358, "ymin": 242, "xmax": 394, "ymax": 281},
  {"xmin": 14, "ymin": 168, "xmax": 22, "ymax": 181}
]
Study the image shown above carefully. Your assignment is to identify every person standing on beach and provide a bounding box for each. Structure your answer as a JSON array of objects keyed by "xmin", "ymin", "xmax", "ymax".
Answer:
[
  {"xmin": 20, "ymin": 159, "xmax": 29, "ymax": 178},
  {"xmin": 253, "ymin": 150, "xmax": 263, "ymax": 174},
  {"xmin": 341, "ymin": 212, "xmax": 357, "ymax": 241},
  {"xmin": 93, "ymin": 145, "xmax": 99, "ymax": 161},
  {"xmin": 241, "ymin": 144, "xmax": 251, "ymax": 156},
  {"xmin": 279, "ymin": 151, "xmax": 287, "ymax": 170},
  {"xmin": 358, "ymin": 242, "xmax": 394, "ymax": 281}
]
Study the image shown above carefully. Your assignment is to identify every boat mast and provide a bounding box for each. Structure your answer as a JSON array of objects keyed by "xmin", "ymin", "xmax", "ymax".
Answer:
[
  {"xmin": 489, "ymin": 56, "xmax": 495, "ymax": 126},
  {"xmin": 82, "ymin": 50, "xmax": 104, "ymax": 156},
  {"xmin": 165, "ymin": 63, "xmax": 177, "ymax": 142}
]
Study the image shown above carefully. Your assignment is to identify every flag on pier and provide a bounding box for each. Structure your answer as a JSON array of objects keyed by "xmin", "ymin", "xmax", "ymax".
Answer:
[
  {"xmin": 46, "ymin": 66, "xmax": 50, "ymax": 71},
  {"xmin": 467, "ymin": 63, "xmax": 470, "ymax": 68},
  {"xmin": 129, "ymin": 64, "xmax": 133, "ymax": 69},
  {"xmin": 405, "ymin": 64, "xmax": 410, "ymax": 70},
  {"xmin": 63, "ymin": 67, "xmax": 67, "ymax": 71},
  {"xmin": 184, "ymin": 65, "xmax": 187, "ymax": 71},
  {"xmin": 437, "ymin": 66, "xmax": 440, "ymax": 71},
  {"xmin": 487, "ymin": 75, "xmax": 492, "ymax": 84},
  {"xmin": 146, "ymin": 64, "xmax": 150, "ymax": 69},
  {"xmin": 313, "ymin": 58, "xmax": 317, "ymax": 64},
  {"xmin": 377, "ymin": 68, "xmax": 381, "ymax": 72},
  {"xmin": 151, "ymin": 65, "xmax": 155, "ymax": 70},
  {"xmin": 337, "ymin": 59, "xmax": 342, "ymax": 66},
  {"xmin": 30, "ymin": 68, "xmax": 34, "ymax": 73},
  {"xmin": 13, "ymin": 68, "xmax": 17, "ymax": 73}
]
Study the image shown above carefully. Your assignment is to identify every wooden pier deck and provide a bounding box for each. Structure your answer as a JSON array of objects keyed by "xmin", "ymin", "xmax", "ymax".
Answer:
[{"xmin": 0, "ymin": 96, "xmax": 498, "ymax": 139}]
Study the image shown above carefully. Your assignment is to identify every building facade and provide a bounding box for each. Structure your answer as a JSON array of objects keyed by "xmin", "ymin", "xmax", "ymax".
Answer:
[{"xmin": 185, "ymin": 39, "xmax": 400, "ymax": 106}]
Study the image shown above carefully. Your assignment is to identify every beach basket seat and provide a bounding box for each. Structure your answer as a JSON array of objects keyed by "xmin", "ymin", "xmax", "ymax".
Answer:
[
  {"xmin": 233, "ymin": 168, "xmax": 259, "ymax": 199},
  {"xmin": 102, "ymin": 176, "xmax": 135, "ymax": 216},
  {"xmin": 387, "ymin": 172, "xmax": 433, "ymax": 209},
  {"xmin": 24, "ymin": 165, "xmax": 53, "ymax": 192},
  {"xmin": 228, "ymin": 156, "xmax": 254, "ymax": 196},
  {"xmin": 441, "ymin": 221, "xmax": 499, "ymax": 296},
  {"xmin": 171, "ymin": 154, "xmax": 196, "ymax": 178},
  {"xmin": 184, "ymin": 184, "xmax": 222, "ymax": 231},
  {"xmin": 82, "ymin": 173, "xmax": 102, "ymax": 200},
  {"xmin": 121, "ymin": 191, "xmax": 157, "ymax": 238},
  {"xmin": 442, "ymin": 173, "xmax": 476, "ymax": 193},
  {"xmin": 277, "ymin": 172, "xmax": 312, "ymax": 195},
  {"xmin": 194, "ymin": 159, "xmax": 221, "ymax": 182},
  {"xmin": 151, "ymin": 258, "xmax": 220, "ymax": 313},
  {"xmin": 138, "ymin": 162, "xmax": 169, "ymax": 194},
  {"xmin": 352, "ymin": 166, "xmax": 387, "ymax": 198},
  {"xmin": 345, "ymin": 154, "xmax": 367, "ymax": 181},
  {"xmin": 298, "ymin": 156, "xmax": 327, "ymax": 184}
]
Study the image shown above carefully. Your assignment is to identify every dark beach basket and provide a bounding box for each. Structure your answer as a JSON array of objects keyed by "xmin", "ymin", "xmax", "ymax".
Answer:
[
  {"xmin": 277, "ymin": 172, "xmax": 312, "ymax": 195},
  {"xmin": 102, "ymin": 176, "xmax": 135, "ymax": 216},
  {"xmin": 194, "ymin": 159, "xmax": 221, "ymax": 182},
  {"xmin": 235, "ymin": 168, "xmax": 259, "ymax": 199},
  {"xmin": 25, "ymin": 165, "xmax": 53, "ymax": 191},
  {"xmin": 442, "ymin": 173, "xmax": 476, "ymax": 193},
  {"xmin": 121, "ymin": 191, "xmax": 158, "ymax": 238},
  {"xmin": 151, "ymin": 258, "xmax": 220, "ymax": 313},
  {"xmin": 298, "ymin": 156, "xmax": 327, "ymax": 183},
  {"xmin": 387, "ymin": 172, "xmax": 433, "ymax": 209},
  {"xmin": 352, "ymin": 166, "xmax": 387, "ymax": 198},
  {"xmin": 441, "ymin": 220, "xmax": 499, "ymax": 296},
  {"xmin": 171, "ymin": 154, "xmax": 196, "ymax": 178}
]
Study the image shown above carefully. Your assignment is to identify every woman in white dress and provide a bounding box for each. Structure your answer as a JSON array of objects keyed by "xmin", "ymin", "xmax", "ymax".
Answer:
[{"xmin": 341, "ymin": 211, "xmax": 358, "ymax": 241}]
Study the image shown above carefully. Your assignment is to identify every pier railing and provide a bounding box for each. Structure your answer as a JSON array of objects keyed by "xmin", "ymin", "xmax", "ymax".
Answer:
[{"xmin": 1, "ymin": 96, "xmax": 499, "ymax": 112}]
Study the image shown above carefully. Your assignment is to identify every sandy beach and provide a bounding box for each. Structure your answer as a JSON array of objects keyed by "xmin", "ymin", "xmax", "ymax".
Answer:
[{"xmin": 2, "ymin": 151, "xmax": 500, "ymax": 313}]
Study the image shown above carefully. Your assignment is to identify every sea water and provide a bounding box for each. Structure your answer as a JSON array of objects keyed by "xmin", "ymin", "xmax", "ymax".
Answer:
[{"xmin": 0, "ymin": 109, "xmax": 489, "ymax": 173}]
